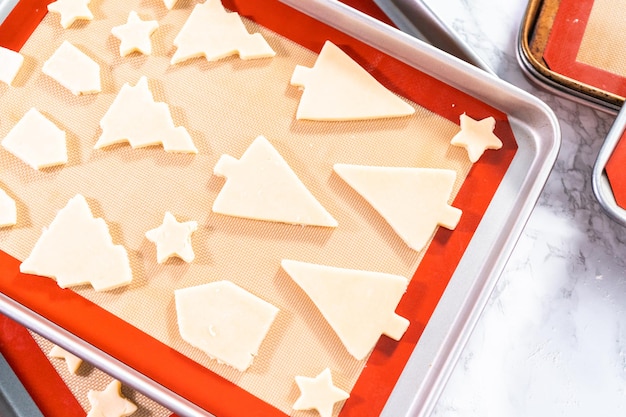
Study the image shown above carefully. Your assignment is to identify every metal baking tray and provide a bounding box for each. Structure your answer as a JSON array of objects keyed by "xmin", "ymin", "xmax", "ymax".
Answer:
[
  {"xmin": 517, "ymin": 0, "xmax": 623, "ymax": 113},
  {"xmin": 0, "ymin": 1, "xmax": 560, "ymax": 416}
]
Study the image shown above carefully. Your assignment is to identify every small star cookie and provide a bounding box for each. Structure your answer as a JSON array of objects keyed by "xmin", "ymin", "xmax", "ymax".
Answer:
[
  {"xmin": 49, "ymin": 344, "xmax": 83, "ymax": 374},
  {"xmin": 450, "ymin": 113, "xmax": 503, "ymax": 163},
  {"xmin": 145, "ymin": 212, "xmax": 198, "ymax": 263},
  {"xmin": 111, "ymin": 11, "xmax": 159, "ymax": 57},
  {"xmin": 293, "ymin": 368, "xmax": 349, "ymax": 417},
  {"xmin": 87, "ymin": 380, "xmax": 137, "ymax": 417},
  {"xmin": 47, "ymin": 0, "xmax": 93, "ymax": 29}
]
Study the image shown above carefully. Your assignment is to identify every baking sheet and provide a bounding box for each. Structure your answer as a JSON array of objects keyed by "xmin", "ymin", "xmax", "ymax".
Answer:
[
  {"xmin": 517, "ymin": 0, "xmax": 623, "ymax": 112},
  {"xmin": 0, "ymin": 1, "xmax": 559, "ymax": 416}
]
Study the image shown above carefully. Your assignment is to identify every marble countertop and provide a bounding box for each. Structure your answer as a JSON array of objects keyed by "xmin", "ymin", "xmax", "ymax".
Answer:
[{"xmin": 416, "ymin": 0, "xmax": 626, "ymax": 415}]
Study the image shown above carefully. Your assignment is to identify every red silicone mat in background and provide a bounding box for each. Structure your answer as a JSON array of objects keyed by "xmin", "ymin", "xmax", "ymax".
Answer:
[{"xmin": 0, "ymin": 1, "xmax": 517, "ymax": 416}]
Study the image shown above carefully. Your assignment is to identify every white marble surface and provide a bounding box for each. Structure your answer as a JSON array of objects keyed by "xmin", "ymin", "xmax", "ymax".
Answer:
[{"xmin": 418, "ymin": 0, "xmax": 626, "ymax": 416}]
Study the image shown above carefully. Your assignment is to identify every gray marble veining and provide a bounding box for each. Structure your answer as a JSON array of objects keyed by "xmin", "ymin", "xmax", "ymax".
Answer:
[{"xmin": 421, "ymin": 0, "xmax": 626, "ymax": 415}]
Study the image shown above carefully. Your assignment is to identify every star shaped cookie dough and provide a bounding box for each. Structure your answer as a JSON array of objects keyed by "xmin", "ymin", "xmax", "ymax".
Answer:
[
  {"xmin": 49, "ymin": 344, "xmax": 83, "ymax": 374},
  {"xmin": 450, "ymin": 113, "xmax": 503, "ymax": 163},
  {"xmin": 47, "ymin": 0, "xmax": 93, "ymax": 29},
  {"xmin": 111, "ymin": 11, "xmax": 159, "ymax": 57},
  {"xmin": 293, "ymin": 368, "xmax": 349, "ymax": 417},
  {"xmin": 145, "ymin": 212, "xmax": 198, "ymax": 263},
  {"xmin": 87, "ymin": 380, "xmax": 137, "ymax": 417}
]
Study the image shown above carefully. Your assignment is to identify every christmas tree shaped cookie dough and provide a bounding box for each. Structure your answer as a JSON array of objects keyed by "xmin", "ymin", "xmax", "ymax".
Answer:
[
  {"xmin": 281, "ymin": 259, "xmax": 409, "ymax": 361},
  {"xmin": 334, "ymin": 164, "xmax": 462, "ymax": 251},
  {"xmin": 212, "ymin": 135, "xmax": 337, "ymax": 227},
  {"xmin": 0, "ymin": 188, "xmax": 16, "ymax": 227},
  {"xmin": 145, "ymin": 212, "xmax": 197, "ymax": 263},
  {"xmin": 95, "ymin": 76, "xmax": 197, "ymax": 153},
  {"xmin": 293, "ymin": 368, "xmax": 349, "ymax": 417},
  {"xmin": 1, "ymin": 108, "xmax": 68, "ymax": 170},
  {"xmin": 20, "ymin": 194, "xmax": 133, "ymax": 291},
  {"xmin": 290, "ymin": 41, "xmax": 415, "ymax": 121},
  {"xmin": 170, "ymin": 0, "xmax": 275, "ymax": 65},
  {"xmin": 111, "ymin": 11, "xmax": 159, "ymax": 57},
  {"xmin": 175, "ymin": 281, "xmax": 279, "ymax": 372},
  {"xmin": 86, "ymin": 380, "xmax": 137, "ymax": 417},
  {"xmin": 42, "ymin": 41, "xmax": 100, "ymax": 95},
  {"xmin": 0, "ymin": 46, "xmax": 24, "ymax": 86},
  {"xmin": 47, "ymin": 0, "xmax": 93, "ymax": 29},
  {"xmin": 450, "ymin": 113, "xmax": 503, "ymax": 162}
]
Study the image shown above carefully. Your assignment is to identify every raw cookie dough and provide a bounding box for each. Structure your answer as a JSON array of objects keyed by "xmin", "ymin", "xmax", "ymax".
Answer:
[
  {"xmin": 42, "ymin": 41, "xmax": 101, "ymax": 95},
  {"xmin": 86, "ymin": 380, "xmax": 137, "ymax": 417},
  {"xmin": 175, "ymin": 281, "xmax": 279, "ymax": 372},
  {"xmin": 170, "ymin": 0, "xmax": 275, "ymax": 64},
  {"xmin": 20, "ymin": 194, "xmax": 133, "ymax": 291},
  {"xmin": 333, "ymin": 164, "xmax": 462, "ymax": 251},
  {"xmin": 0, "ymin": 46, "xmax": 24, "ymax": 86},
  {"xmin": 1, "ymin": 108, "xmax": 68, "ymax": 170},
  {"xmin": 290, "ymin": 40, "xmax": 415, "ymax": 121},
  {"xmin": 212, "ymin": 135, "xmax": 337, "ymax": 227},
  {"xmin": 111, "ymin": 11, "xmax": 159, "ymax": 57},
  {"xmin": 0, "ymin": 188, "xmax": 16, "ymax": 227},
  {"xmin": 281, "ymin": 259, "xmax": 409, "ymax": 361},
  {"xmin": 163, "ymin": 0, "xmax": 178, "ymax": 10},
  {"xmin": 47, "ymin": 0, "xmax": 93, "ymax": 29},
  {"xmin": 49, "ymin": 344, "xmax": 83, "ymax": 374},
  {"xmin": 450, "ymin": 113, "xmax": 503, "ymax": 162},
  {"xmin": 145, "ymin": 212, "xmax": 197, "ymax": 263},
  {"xmin": 95, "ymin": 76, "xmax": 197, "ymax": 153},
  {"xmin": 293, "ymin": 368, "xmax": 349, "ymax": 417}
]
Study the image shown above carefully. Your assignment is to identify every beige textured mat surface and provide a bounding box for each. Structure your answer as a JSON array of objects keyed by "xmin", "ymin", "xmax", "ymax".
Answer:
[{"xmin": 576, "ymin": 0, "xmax": 626, "ymax": 76}]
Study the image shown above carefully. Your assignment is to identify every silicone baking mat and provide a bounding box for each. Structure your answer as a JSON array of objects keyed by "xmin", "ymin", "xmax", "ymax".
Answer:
[
  {"xmin": 544, "ymin": 0, "xmax": 626, "ymax": 97},
  {"xmin": 0, "ymin": 0, "xmax": 517, "ymax": 416}
]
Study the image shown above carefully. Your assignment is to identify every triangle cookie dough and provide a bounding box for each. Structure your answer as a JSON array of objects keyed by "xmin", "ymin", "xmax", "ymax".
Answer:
[
  {"xmin": 20, "ymin": 194, "xmax": 133, "ymax": 291},
  {"xmin": 0, "ymin": 46, "xmax": 24, "ymax": 86},
  {"xmin": 175, "ymin": 281, "xmax": 279, "ymax": 372},
  {"xmin": 212, "ymin": 135, "xmax": 337, "ymax": 227},
  {"xmin": 170, "ymin": 0, "xmax": 275, "ymax": 65},
  {"xmin": 42, "ymin": 41, "xmax": 100, "ymax": 95},
  {"xmin": 334, "ymin": 164, "xmax": 462, "ymax": 251},
  {"xmin": 47, "ymin": 0, "xmax": 93, "ymax": 29},
  {"xmin": 111, "ymin": 11, "xmax": 159, "ymax": 57},
  {"xmin": 450, "ymin": 113, "xmax": 503, "ymax": 162},
  {"xmin": 281, "ymin": 259, "xmax": 409, "ymax": 361},
  {"xmin": 293, "ymin": 368, "xmax": 349, "ymax": 417},
  {"xmin": 1, "ymin": 108, "xmax": 68, "ymax": 170},
  {"xmin": 0, "ymin": 188, "xmax": 16, "ymax": 227},
  {"xmin": 95, "ymin": 76, "xmax": 197, "ymax": 153},
  {"xmin": 290, "ymin": 40, "xmax": 415, "ymax": 121}
]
